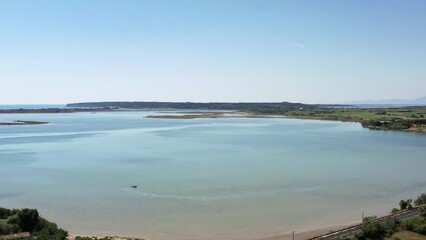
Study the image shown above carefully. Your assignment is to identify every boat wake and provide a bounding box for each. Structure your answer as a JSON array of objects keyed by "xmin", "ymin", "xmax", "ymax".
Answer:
[{"xmin": 122, "ymin": 186, "xmax": 317, "ymax": 201}]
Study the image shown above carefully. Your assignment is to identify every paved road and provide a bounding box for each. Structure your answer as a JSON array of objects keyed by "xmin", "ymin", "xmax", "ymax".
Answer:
[{"xmin": 308, "ymin": 208, "xmax": 421, "ymax": 240}]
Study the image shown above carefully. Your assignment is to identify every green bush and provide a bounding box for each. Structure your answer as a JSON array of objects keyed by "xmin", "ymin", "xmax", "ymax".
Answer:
[
  {"xmin": 0, "ymin": 207, "xmax": 13, "ymax": 219},
  {"xmin": 355, "ymin": 221, "xmax": 386, "ymax": 240},
  {"xmin": 355, "ymin": 217, "xmax": 401, "ymax": 240},
  {"xmin": 17, "ymin": 208, "xmax": 39, "ymax": 232},
  {"xmin": 34, "ymin": 218, "xmax": 68, "ymax": 240},
  {"xmin": 399, "ymin": 199, "xmax": 413, "ymax": 210},
  {"xmin": 363, "ymin": 215, "xmax": 377, "ymax": 222},
  {"xmin": 0, "ymin": 221, "xmax": 21, "ymax": 235},
  {"xmin": 383, "ymin": 218, "xmax": 400, "ymax": 234},
  {"xmin": 401, "ymin": 216, "xmax": 426, "ymax": 235},
  {"xmin": 33, "ymin": 217, "xmax": 68, "ymax": 240},
  {"xmin": 420, "ymin": 206, "xmax": 426, "ymax": 217},
  {"xmin": 0, "ymin": 207, "xmax": 67, "ymax": 239},
  {"xmin": 390, "ymin": 208, "xmax": 400, "ymax": 214},
  {"xmin": 413, "ymin": 224, "xmax": 426, "ymax": 235},
  {"xmin": 414, "ymin": 194, "xmax": 426, "ymax": 206}
]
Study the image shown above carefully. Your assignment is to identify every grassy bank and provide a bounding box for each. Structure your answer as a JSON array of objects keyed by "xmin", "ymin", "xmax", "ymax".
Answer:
[
  {"xmin": 146, "ymin": 107, "xmax": 426, "ymax": 133},
  {"xmin": 249, "ymin": 107, "xmax": 426, "ymax": 133}
]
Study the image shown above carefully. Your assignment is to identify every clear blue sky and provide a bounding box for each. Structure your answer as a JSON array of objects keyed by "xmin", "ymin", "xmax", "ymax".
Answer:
[{"xmin": 1, "ymin": 0, "xmax": 425, "ymax": 104}]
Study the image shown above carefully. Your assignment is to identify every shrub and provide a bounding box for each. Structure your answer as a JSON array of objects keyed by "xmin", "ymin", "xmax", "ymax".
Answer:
[
  {"xmin": 363, "ymin": 215, "xmax": 377, "ymax": 222},
  {"xmin": 34, "ymin": 218, "xmax": 68, "ymax": 240},
  {"xmin": 402, "ymin": 216, "xmax": 426, "ymax": 235},
  {"xmin": 16, "ymin": 208, "xmax": 39, "ymax": 232},
  {"xmin": 391, "ymin": 208, "xmax": 400, "ymax": 214},
  {"xmin": 0, "ymin": 207, "xmax": 67, "ymax": 239},
  {"xmin": 0, "ymin": 222, "xmax": 21, "ymax": 235},
  {"xmin": 399, "ymin": 199, "xmax": 413, "ymax": 210},
  {"xmin": 0, "ymin": 207, "xmax": 13, "ymax": 219},
  {"xmin": 420, "ymin": 206, "xmax": 426, "ymax": 217},
  {"xmin": 355, "ymin": 221, "xmax": 386, "ymax": 240},
  {"xmin": 414, "ymin": 194, "xmax": 426, "ymax": 206},
  {"xmin": 383, "ymin": 218, "xmax": 400, "ymax": 234}
]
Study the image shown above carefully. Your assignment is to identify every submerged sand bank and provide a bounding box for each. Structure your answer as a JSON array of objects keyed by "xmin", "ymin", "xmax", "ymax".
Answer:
[{"xmin": 145, "ymin": 111, "xmax": 285, "ymax": 119}]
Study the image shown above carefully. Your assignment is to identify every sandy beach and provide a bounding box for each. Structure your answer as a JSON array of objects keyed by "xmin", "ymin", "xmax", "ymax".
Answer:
[
  {"xmin": 256, "ymin": 221, "xmax": 359, "ymax": 240},
  {"xmin": 67, "ymin": 219, "xmax": 359, "ymax": 240}
]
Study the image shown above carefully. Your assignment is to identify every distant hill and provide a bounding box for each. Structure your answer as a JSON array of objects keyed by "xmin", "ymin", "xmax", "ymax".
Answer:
[
  {"xmin": 349, "ymin": 96, "xmax": 426, "ymax": 106},
  {"xmin": 66, "ymin": 101, "xmax": 321, "ymax": 110}
]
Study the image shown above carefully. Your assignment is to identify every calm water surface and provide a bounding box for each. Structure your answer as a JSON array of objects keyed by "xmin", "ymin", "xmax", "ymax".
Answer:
[{"xmin": 1, "ymin": 111, "xmax": 426, "ymax": 240}]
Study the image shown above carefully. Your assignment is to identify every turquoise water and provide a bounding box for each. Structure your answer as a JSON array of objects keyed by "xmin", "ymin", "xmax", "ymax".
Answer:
[{"xmin": 1, "ymin": 111, "xmax": 426, "ymax": 240}]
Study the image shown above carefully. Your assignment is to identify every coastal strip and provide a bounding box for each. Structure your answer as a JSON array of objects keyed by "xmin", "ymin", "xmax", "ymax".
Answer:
[{"xmin": 0, "ymin": 120, "xmax": 49, "ymax": 126}]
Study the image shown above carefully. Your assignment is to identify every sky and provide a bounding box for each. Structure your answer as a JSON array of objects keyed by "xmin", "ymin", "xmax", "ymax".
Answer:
[{"xmin": 0, "ymin": 0, "xmax": 425, "ymax": 104}]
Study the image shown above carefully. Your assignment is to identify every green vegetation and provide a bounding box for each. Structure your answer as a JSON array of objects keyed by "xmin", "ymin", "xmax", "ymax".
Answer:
[
  {"xmin": 0, "ymin": 207, "xmax": 145, "ymax": 240},
  {"xmin": 355, "ymin": 217, "xmax": 400, "ymax": 240},
  {"xmin": 400, "ymin": 200, "xmax": 414, "ymax": 210},
  {"xmin": 0, "ymin": 120, "xmax": 49, "ymax": 126},
  {"xmin": 146, "ymin": 107, "xmax": 426, "ymax": 133},
  {"xmin": 389, "ymin": 231, "xmax": 426, "ymax": 240},
  {"xmin": 401, "ymin": 217, "xmax": 426, "ymax": 235},
  {"xmin": 0, "ymin": 207, "xmax": 67, "ymax": 239},
  {"xmin": 337, "ymin": 193, "xmax": 426, "ymax": 240},
  {"xmin": 66, "ymin": 101, "xmax": 310, "ymax": 110},
  {"xmin": 148, "ymin": 106, "xmax": 426, "ymax": 133},
  {"xmin": 420, "ymin": 206, "xmax": 426, "ymax": 217},
  {"xmin": 252, "ymin": 107, "xmax": 426, "ymax": 132},
  {"xmin": 3, "ymin": 102, "xmax": 426, "ymax": 133},
  {"xmin": 415, "ymin": 194, "xmax": 426, "ymax": 206},
  {"xmin": 391, "ymin": 208, "xmax": 401, "ymax": 214}
]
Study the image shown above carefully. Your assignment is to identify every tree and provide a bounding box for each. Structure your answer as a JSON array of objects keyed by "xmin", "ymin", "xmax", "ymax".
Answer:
[
  {"xmin": 420, "ymin": 205, "xmax": 426, "ymax": 217},
  {"xmin": 34, "ymin": 217, "xmax": 68, "ymax": 240},
  {"xmin": 17, "ymin": 208, "xmax": 39, "ymax": 232},
  {"xmin": 0, "ymin": 207, "xmax": 13, "ymax": 219},
  {"xmin": 415, "ymin": 193, "xmax": 426, "ymax": 206},
  {"xmin": 408, "ymin": 199, "xmax": 414, "ymax": 209},
  {"xmin": 355, "ymin": 221, "xmax": 385, "ymax": 240},
  {"xmin": 399, "ymin": 199, "xmax": 413, "ymax": 210}
]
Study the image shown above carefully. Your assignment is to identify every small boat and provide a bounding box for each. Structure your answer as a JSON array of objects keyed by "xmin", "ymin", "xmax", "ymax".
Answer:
[{"xmin": 131, "ymin": 185, "xmax": 138, "ymax": 189}]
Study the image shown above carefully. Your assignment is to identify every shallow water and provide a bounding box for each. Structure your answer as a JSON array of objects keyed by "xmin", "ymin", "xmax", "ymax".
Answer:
[{"xmin": 0, "ymin": 111, "xmax": 425, "ymax": 240}]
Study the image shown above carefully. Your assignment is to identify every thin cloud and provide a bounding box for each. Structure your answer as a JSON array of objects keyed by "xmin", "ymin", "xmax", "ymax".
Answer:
[{"xmin": 285, "ymin": 42, "xmax": 306, "ymax": 49}]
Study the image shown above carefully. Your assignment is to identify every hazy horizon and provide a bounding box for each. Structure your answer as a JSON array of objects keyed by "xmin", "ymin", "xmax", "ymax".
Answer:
[{"xmin": 1, "ymin": 0, "xmax": 426, "ymax": 104}]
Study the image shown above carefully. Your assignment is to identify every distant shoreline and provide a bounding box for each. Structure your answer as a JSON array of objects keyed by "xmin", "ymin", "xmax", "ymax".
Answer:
[
  {"xmin": 1, "ymin": 105, "xmax": 425, "ymax": 133},
  {"xmin": 0, "ymin": 120, "xmax": 49, "ymax": 126},
  {"xmin": 0, "ymin": 107, "xmax": 118, "ymax": 114},
  {"xmin": 145, "ymin": 110, "xmax": 426, "ymax": 133}
]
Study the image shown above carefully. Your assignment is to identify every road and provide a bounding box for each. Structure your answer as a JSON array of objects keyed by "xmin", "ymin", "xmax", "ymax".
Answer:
[{"xmin": 308, "ymin": 208, "xmax": 421, "ymax": 240}]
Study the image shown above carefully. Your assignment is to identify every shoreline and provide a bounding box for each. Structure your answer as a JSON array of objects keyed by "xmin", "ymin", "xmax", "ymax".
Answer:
[
  {"xmin": 256, "ymin": 221, "xmax": 359, "ymax": 240},
  {"xmin": 1, "ymin": 106, "xmax": 425, "ymax": 133},
  {"xmin": 145, "ymin": 111, "xmax": 426, "ymax": 133},
  {"xmin": 0, "ymin": 120, "xmax": 49, "ymax": 126},
  {"xmin": 66, "ymin": 220, "xmax": 360, "ymax": 240}
]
